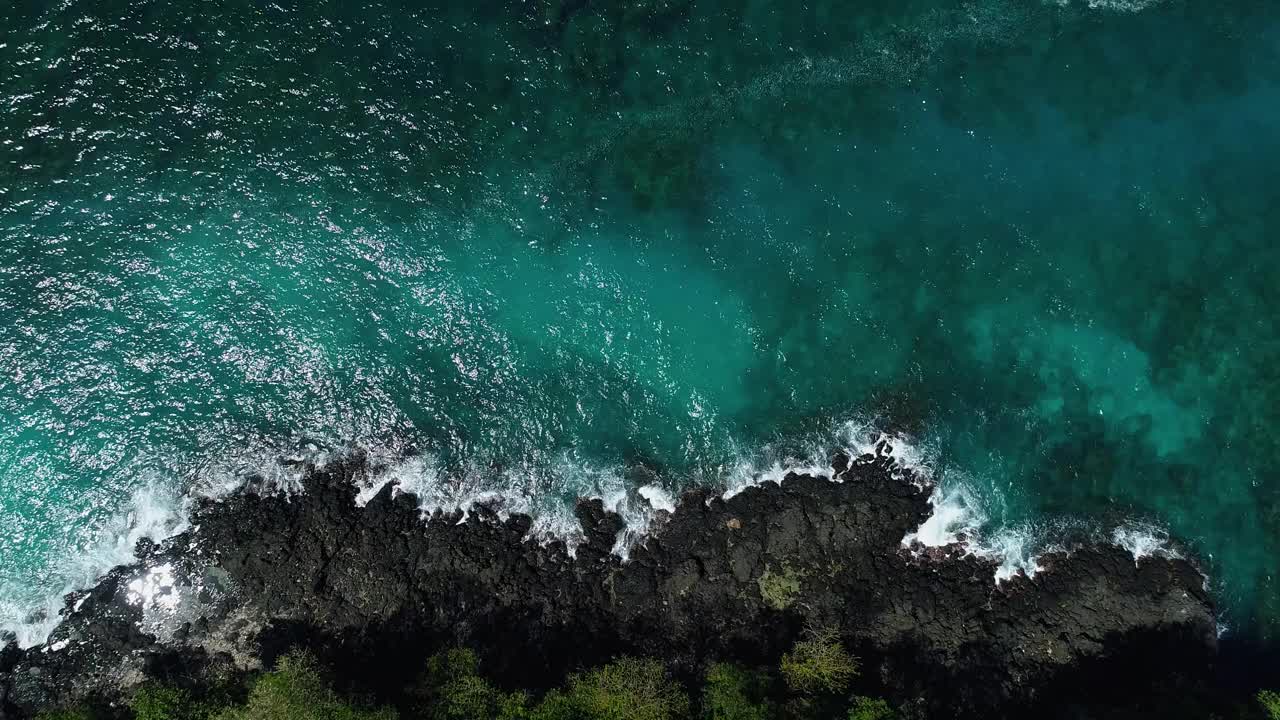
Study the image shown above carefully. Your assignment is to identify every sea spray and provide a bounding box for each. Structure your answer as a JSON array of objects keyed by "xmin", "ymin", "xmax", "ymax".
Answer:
[
  {"xmin": 723, "ymin": 417, "xmax": 937, "ymax": 498},
  {"xmin": 1112, "ymin": 522, "xmax": 1182, "ymax": 563},
  {"xmin": 0, "ymin": 439, "xmax": 338, "ymax": 648},
  {"xmin": 0, "ymin": 480, "xmax": 188, "ymax": 648},
  {"xmin": 902, "ymin": 476, "xmax": 1187, "ymax": 583},
  {"xmin": 0, "ymin": 420, "xmax": 1195, "ymax": 648}
]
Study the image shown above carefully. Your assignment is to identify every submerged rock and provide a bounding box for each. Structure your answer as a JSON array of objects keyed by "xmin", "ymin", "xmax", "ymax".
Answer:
[{"xmin": 0, "ymin": 455, "xmax": 1217, "ymax": 718}]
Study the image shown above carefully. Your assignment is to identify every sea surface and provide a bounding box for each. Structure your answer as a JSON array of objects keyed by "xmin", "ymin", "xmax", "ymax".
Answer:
[{"xmin": 2, "ymin": 0, "xmax": 1278, "ymax": 646}]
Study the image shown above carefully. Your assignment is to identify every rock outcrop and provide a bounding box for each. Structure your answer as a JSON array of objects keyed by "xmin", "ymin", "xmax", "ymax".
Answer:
[{"xmin": 0, "ymin": 452, "xmax": 1218, "ymax": 718}]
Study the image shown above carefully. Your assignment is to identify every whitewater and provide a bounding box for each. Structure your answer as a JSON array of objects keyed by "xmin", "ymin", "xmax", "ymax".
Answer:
[
  {"xmin": 3, "ymin": 0, "xmax": 1277, "ymax": 653},
  {"xmin": 0, "ymin": 416, "xmax": 1184, "ymax": 649}
]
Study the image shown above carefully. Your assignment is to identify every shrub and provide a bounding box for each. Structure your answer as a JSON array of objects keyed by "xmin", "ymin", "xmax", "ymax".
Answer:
[
  {"xmin": 1260, "ymin": 690, "xmax": 1280, "ymax": 720},
  {"xmin": 530, "ymin": 689, "xmax": 576, "ymax": 720},
  {"xmin": 214, "ymin": 651, "xmax": 395, "ymax": 720},
  {"xmin": 426, "ymin": 647, "xmax": 482, "ymax": 683},
  {"xmin": 780, "ymin": 628, "xmax": 857, "ymax": 696},
  {"xmin": 495, "ymin": 690, "xmax": 532, "ymax": 720},
  {"xmin": 846, "ymin": 696, "xmax": 894, "ymax": 720},
  {"xmin": 432, "ymin": 674, "xmax": 498, "ymax": 720},
  {"xmin": 416, "ymin": 647, "xmax": 528, "ymax": 720},
  {"xmin": 534, "ymin": 657, "xmax": 689, "ymax": 720},
  {"xmin": 701, "ymin": 664, "xmax": 771, "ymax": 720},
  {"xmin": 130, "ymin": 685, "xmax": 203, "ymax": 720}
]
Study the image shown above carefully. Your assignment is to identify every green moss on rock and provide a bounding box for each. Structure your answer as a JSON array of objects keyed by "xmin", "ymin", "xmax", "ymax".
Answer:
[{"xmin": 757, "ymin": 564, "xmax": 806, "ymax": 610}]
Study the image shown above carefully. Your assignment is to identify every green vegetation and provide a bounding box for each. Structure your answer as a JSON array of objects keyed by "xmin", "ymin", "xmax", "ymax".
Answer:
[
  {"xmin": 415, "ymin": 648, "xmax": 529, "ymax": 720},
  {"xmin": 130, "ymin": 686, "xmax": 207, "ymax": 720},
  {"xmin": 757, "ymin": 565, "xmax": 806, "ymax": 611},
  {"xmin": 30, "ymin": 643, "xmax": 1280, "ymax": 720},
  {"xmin": 535, "ymin": 658, "xmax": 689, "ymax": 720},
  {"xmin": 415, "ymin": 649, "xmax": 688, "ymax": 720},
  {"xmin": 779, "ymin": 628, "xmax": 857, "ymax": 696},
  {"xmin": 1259, "ymin": 690, "xmax": 1280, "ymax": 720},
  {"xmin": 33, "ymin": 637, "xmax": 897, "ymax": 720},
  {"xmin": 214, "ymin": 651, "xmax": 394, "ymax": 720},
  {"xmin": 845, "ymin": 696, "xmax": 894, "ymax": 720},
  {"xmin": 701, "ymin": 664, "xmax": 772, "ymax": 720}
]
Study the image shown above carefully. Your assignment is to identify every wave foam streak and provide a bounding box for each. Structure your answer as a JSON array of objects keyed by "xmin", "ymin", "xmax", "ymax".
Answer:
[
  {"xmin": 1, "ymin": 417, "xmax": 1192, "ymax": 648},
  {"xmin": 0, "ymin": 481, "xmax": 188, "ymax": 648},
  {"xmin": 901, "ymin": 472, "xmax": 1185, "ymax": 583}
]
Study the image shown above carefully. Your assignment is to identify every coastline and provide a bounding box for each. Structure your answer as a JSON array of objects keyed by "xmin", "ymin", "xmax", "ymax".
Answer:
[{"xmin": 0, "ymin": 450, "xmax": 1229, "ymax": 718}]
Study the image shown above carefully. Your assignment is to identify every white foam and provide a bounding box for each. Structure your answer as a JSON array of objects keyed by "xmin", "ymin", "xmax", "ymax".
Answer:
[
  {"xmin": 722, "ymin": 417, "xmax": 937, "ymax": 499},
  {"xmin": 900, "ymin": 478, "xmax": 1049, "ymax": 582},
  {"xmin": 353, "ymin": 451, "xmax": 442, "ymax": 507},
  {"xmin": 1112, "ymin": 522, "xmax": 1180, "ymax": 563},
  {"xmin": 347, "ymin": 449, "xmax": 687, "ymax": 560},
  {"xmin": 0, "ymin": 479, "xmax": 189, "ymax": 648},
  {"xmin": 1083, "ymin": 0, "xmax": 1164, "ymax": 12},
  {"xmin": 345, "ymin": 448, "xmax": 604, "ymax": 552},
  {"xmin": 638, "ymin": 484, "xmax": 676, "ymax": 513},
  {"xmin": 1, "ymin": 439, "xmax": 343, "ymax": 649},
  {"xmin": 902, "ymin": 479, "xmax": 1189, "ymax": 583},
  {"xmin": 611, "ymin": 482, "xmax": 690, "ymax": 558},
  {"xmin": 722, "ymin": 455, "xmax": 832, "ymax": 498},
  {"xmin": 195, "ymin": 441, "xmax": 336, "ymax": 499},
  {"xmin": 341, "ymin": 416, "xmax": 941, "ymax": 564},
  {"xmin": 983, "ymin": 527, "xmax": 1047, "ymax": 581},
  {"xmin": 3, "ymin": 420, "xmax": 1189, "ymax": 649},
  {"xmin": 903, "ymin": 484, "xmax": 983, "ymax": 548},
  {"xmin": 0, "ymin": 599, "xmax": 61, "ymax": 650},
  {"xmin": 1050, "ymin": 0, "xmax": 1163, "ymax": 11},
  {"xmin": 126, "ymin": 563, "xmax": 180, "ymax": 612}
]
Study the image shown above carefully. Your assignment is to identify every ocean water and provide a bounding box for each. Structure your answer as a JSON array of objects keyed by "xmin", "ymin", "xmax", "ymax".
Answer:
[{"xmin": 2, "ymin": 0, "xmax": 1279, "ymax": 646}]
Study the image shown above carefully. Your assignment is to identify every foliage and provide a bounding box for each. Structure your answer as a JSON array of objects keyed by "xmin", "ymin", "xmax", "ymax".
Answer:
[
  {"xmin": 31, "ymin": 647, "xmax": 900, "ymax": 720},
  {"xmin": 495, "ymin": 691, "xmax": 532, "ymax": 720},
  {"xmin": 780, "ymin": 628, "xmax": 857, "ymax": 696},
  {"xmin": 415, "ymin": 648, "xmax": 528, "ymax": 720},
  {"xmin": 701, "ymin": 664, "xmax": 771, "ymax": 720},
  {"xmin": 427, "ymin": 647, "xmax": 483, "ymax": 681},
  {"xmin": 532, "ymin": 657, "xmax": 689, "ymax": 720},
  {"xmin": 214, "ymin": 651, "xmax": 395, "ymax": 720},
  {"xmin": 1259, "ymin": 690, "xmax": 1280, "ymax": 720},
  {"xmin": 529, "ymin": 689, "xmax": 576, "ymax": 720},
  {"xmin": 129, "ymin": 685, "xmax": 214, "ymax": 720},
  {"xmin": 846, "ymin": 696, "xmax": 894, "ymax": 720}
]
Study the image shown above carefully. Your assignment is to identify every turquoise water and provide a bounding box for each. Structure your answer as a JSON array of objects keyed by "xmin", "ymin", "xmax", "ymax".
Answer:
[{"xmin": 2, "ymin": 0, "xmax": 1279, "ymax": 644}]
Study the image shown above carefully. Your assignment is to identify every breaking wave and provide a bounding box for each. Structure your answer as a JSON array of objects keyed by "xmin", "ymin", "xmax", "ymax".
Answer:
[
  {"xmin": 1112, "ymin": 522, "xmax": 1182, "ymax": 562},
  {"xmin": 0, "ymin": 416, "xmax": 1189, "ymax": 648},
  {"xmin": 902, "ymin": 476, "xmax": 1185, "ymax": 583},
  {"xmin": 0, "ymin": 480, "xmax": 188, "ymax": 650}
]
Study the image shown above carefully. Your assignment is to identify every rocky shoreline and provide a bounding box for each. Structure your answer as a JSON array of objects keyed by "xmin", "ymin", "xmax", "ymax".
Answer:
[{"xmin": 0, "ymin": 450, "xmax": 1226, "ymax": 718}]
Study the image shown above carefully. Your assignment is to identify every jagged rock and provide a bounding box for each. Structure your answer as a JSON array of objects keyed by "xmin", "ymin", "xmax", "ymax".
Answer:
[{"xmin": 0, "ymin": 456, "xmax": 1217, "ymax": 719}]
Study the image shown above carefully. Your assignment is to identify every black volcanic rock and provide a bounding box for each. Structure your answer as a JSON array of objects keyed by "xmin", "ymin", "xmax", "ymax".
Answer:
[{"xmin": 0, "ymin": 455, "xmax": 1218, "ymax": 719}]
